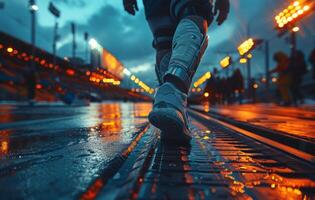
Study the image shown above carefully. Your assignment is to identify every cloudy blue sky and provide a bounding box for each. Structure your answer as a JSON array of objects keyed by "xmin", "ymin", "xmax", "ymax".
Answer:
[{"xmin": 0, "ymin": 0, "xmax": 314, "ymax": 87}]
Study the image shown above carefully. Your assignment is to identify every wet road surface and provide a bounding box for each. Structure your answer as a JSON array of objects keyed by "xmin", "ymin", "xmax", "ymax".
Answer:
[
  {"xmin": 0, "ymin": 102, "xmax": 314, "ymax": 199},
  {"xmin": 0, "ymin": 102, "xmax": 151, "ymax": 199},
  {"xmin": 193, "ymin": 104, "xmax": 315, "ymax": 141}
]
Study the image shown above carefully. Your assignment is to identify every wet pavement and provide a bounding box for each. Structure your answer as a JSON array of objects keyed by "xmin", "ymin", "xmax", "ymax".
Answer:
[
  {"xmin": 96, "ymin": 110, "xmax": 315, "ymax": 199},
  {"xmin": 0, "ymin": 102, "xmax": 151, "ymax": 199},
  {"xmin": 193, "ymin": 103, "xmax": 315, "ymax": 141},
  {"xmin": 0, "ymin": 102, "xmax": 314, "ymax": 199}
]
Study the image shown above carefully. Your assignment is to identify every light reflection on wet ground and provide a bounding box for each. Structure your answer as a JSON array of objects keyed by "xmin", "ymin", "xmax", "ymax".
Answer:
[
  {"xmin": 0, "ymin": 102, "xmax": 314, "ymax": 199},
  {"xmin": 188, "ymin": 120, "xmax": 315, "ymax": 199},
  {"xmin": 127, "ymin": 117, "xmax": 315, "ymax": 199},
  {"xmin": 0, "ymin": 102, "xmax": 152, "ymax": 199},
  {"xmin": 195, "ymin": 104, "xmax": 315, "ymax": 141}
]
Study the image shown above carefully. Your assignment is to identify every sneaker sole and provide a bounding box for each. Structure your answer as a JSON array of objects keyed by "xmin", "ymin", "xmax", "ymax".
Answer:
[{"xmin": 148, "ymin": 108, "xmax": 190, "ymax": 142}]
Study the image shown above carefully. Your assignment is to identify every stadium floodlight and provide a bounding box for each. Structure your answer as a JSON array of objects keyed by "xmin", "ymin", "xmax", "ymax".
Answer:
[
  {"xmin": 275, "ymin": 0, "xmax": 313, "ymax": 31},
  {"xmin": 29, "ymin": 0, "xmax": 39, "ymax": 11},
  {"xmin": 238, "ymin": 38, "xmax": 254, "ymax": 56},
  {"xmin": 240, "ymin": 58, "xmax": 247, "ymax": 64},
  {"xmin": 89, "ymin": 38, "xmax": 102, "ymax": 51},
  {"xmin": 220, "ymin": 56, "xmax": 231, "ymax": 68},
  {"xmin": 123, "ymin": 68, "xmax": 131, "ymax": 76},
  {"xmin": 292, "ymin": 26, "xmax": 300, "ymax": 32},
  {"xmin": 193, "ymin": 72, "xmax": 211, "ymax": 88},
  {"xmin": 48, "ymin": 2, "xmax": 60, "ymax": 18}
]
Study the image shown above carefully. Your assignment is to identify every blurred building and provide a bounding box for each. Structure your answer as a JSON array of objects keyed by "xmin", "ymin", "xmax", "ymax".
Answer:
[{"xmin": 0, "ymin": 32, "xmax": 150, "ymax": 102}]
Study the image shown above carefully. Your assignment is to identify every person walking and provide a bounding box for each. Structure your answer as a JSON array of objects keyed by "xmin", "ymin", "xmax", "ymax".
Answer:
[
  {"xmin": 123, "ymin": 0, "xmax": 230, "ymax": 143},
  {"xmin": 231, "ymin": 69, "xmax": 244, "ymax": 104},
  {"xmin": 289, "ymin": 50, "xmax": 307, "ymax": 105},
  {"xmin": 270, "ymin": 52, "xmax": 292, "ymax": 106}
]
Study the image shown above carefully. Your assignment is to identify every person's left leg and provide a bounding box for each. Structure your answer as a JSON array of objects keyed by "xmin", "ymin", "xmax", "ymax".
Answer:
[{"xmin": 143, "ymin": 0, "xmax": 175, "ymax": 84}]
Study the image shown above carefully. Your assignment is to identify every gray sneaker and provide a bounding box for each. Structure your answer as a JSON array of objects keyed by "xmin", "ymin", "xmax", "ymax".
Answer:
[{"xmin": 149, "ymin": 82, "xmax": 191, "ymax": 143}]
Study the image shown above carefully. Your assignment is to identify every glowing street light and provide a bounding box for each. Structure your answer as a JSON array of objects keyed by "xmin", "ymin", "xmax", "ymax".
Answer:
[
  {"xmin": 29, "ymin": 4, "xmax": 39, "ymax": 11},
  {"xmin": 89, "ymin": 38, "xmax": 102, "ymax": 51},
  {"xmin": 240, "ymin": 58, "xmax": 247, "ymax": 64},
  {"xmin": 272, "ymin": 77, "xmax": 277, "ymax": 83},
  {"xmin": 253, "ymin": 83, "xmax": 259, "ymax": 89},
  {"xmin": 237, "ymin": 38, "xmax": 262, "ymax": 57},
  {"xmin": 238, "ymin": 38, "xmax": 254, "ymax": 56},
  {"xmin": 220, "ymin": 56, "xmax": 231, "ymax": 68},
  {"xmin": 193, "ymin": 72, "xmax": 211, "ymax": 88},
  {"xmin": 292, "ymin": 26, "xmax": 300, "ymax": 32},
  {"xmin": 7, "ymin": 47, "xmax": 13, "ymax": 53},
  {"xmin": 123, "ymin": 68, "xmax": 131, "ymax": 76}
]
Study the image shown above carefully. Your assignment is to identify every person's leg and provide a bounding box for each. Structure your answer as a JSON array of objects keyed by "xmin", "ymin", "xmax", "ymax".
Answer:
[
  {"xmin": 143, "ymin": 0, "xmax": 175, "ymax": 84},
  {"xmin": 147, "ymin": 17, "xmax": 175, "ymax": 84},
  {"xmin": 164, "ymin": 0, "xmax": 213, "ymax": 93},
  {"xmin": 149, "ymin": 0, "xmax": 213, "ymax": 142}
]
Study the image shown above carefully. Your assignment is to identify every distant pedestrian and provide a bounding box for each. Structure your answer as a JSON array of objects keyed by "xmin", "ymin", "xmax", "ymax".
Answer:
[
  {"xmin": 289, "ymin": 50, "xmax": 307, "ymax": 105},
  {"xmin": 231, "ymin": 69, "xmax": 244, "ymax": 104},
  {"xmin": 271, "ymin": 52, "xmax": 292, "ymax": 106},
  {"xmin": 309, "ymin": 49, "xmax": 315, "ymax": 79},
  {"xmin": 24, "ymin": 69, "xmax": 37, "ymax": 105},
  {"xmin": 205, "ymin": 72, "xmax": 217, "ymax": 105}
]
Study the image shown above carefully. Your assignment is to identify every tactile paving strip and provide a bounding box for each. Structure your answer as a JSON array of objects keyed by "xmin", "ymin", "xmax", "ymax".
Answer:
[{"xmin": 135, "ymin": 117, "xmax": 315, "ymax": 199}]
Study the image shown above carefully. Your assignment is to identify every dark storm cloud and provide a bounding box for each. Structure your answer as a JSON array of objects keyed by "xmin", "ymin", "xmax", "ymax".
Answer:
[
  {"xmin": 80, "ymin": 5, "xmax": 154, "ymax": 62},
  {"xmin": 0, "ymin": 2, "xmax": 154, "ymax": 64},
  {"xmin": 54, "ymin": 4, "xmax": 154, "ymax": 64}
]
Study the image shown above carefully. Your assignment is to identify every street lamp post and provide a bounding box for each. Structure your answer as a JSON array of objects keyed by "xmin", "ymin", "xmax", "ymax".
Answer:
[
  {"xmin": 246, "ymin": 55, "xmax": 251, "ymax": 92},
  {"xmin": 48, "ymin": 2, "xmax": 61, "ymax": 68},
  {"xmin": 71, "ymin": 23, "xmax": 76, "ymax": 64},
  {"xmin": 220, "ymin": 56, "xmax": 232, "ymax": 78},
  {"xmin": 265, "ymin": 40, "xmax": 270, "ymax": 91},
  {"xmin": 238, "ymin": 38, "xmax": 254, "ymax": 95},
  {"xmin": 29, "ymin": 0, "xmax": 38, "ymax": 71},
  {"xmin": 237, "ymin": 38, "xmax": 263, "ymax": 100},
  {"xmin": 84, "ymin": 32, "xmax": 89, "ymax": 64}
]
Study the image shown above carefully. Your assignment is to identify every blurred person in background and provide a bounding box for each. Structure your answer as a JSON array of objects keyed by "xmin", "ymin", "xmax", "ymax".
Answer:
[
  {"xmin": 24, "ymin": 68, "xmax": 37, "ymax": 106},
  {"xmin": 309, "ymin": 49, "xmax": 315, "ymax": 79},
  {"xmin": 123, "ymin": 0, "xmax": 230, "ymax": 143},
  {"xmin": 205, "ymin": 71, "xmax": 217, "ymax": 105},
  {"xmin": 270, "ymin": 52, "xmax": 292, "ymax": 106},
  {"xmin": 289, "ymin": 50, "xmax": 307, "ymax": 105},
  {"xmin": 231, "ymin": 69, "xmax": 244, "ymax": 104}
]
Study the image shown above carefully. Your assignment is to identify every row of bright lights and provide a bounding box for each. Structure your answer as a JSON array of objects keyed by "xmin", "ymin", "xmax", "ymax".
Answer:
[
  {"xmin": 275, "ymin": 1, "xmax": 311, "ymax": 28},
  {"xmin": 130, "ymin": 75, "xmax": 154, "ymax": 94},
  {"xmin": 1, "ymin": 44, "xmax": 122, "ymax": 87},
  {"xmin": 88, "ymin": 38, "xmax": 154, "ymax": 95},
  {"xmin": 193, "ymin": 72, "xmax": 211, "ymax": 88},
  {"xmin": 203, "ymin": 2, "xmax": 303, "ymax": 94},
  {"xmin": 2, "ymin": 45, "xmax": 61, "ymax": 70}
]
